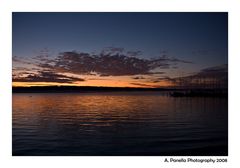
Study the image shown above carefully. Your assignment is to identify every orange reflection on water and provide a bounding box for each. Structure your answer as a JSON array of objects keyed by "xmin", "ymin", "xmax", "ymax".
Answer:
[
  {"xmin": 13, "ymin": 92, "xmax": 174, "ymax": 127},
  {"xmin": 13, "ymin": 92, "xmax": 228, "ymax": 156},
  {"xmin": 13, "ymin": 92, "xmax": 227, "ymax": 127}
]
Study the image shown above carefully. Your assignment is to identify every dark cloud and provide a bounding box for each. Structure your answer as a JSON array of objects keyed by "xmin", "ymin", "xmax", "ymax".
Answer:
[
  {"xmin": 13, "ymin": 48, "xmax": 193, "ymax": 86},
  {"xmin": 33, "ymin": 51, "xmax": 192, "ymax": 76},
  {"xmin": 12, "ymin": 67, "xmax": 31, "ymax": 71},
  {"xmin": 168, "ymin": 58, "xmax": 193, "ymax": 64},
  {"xmin": 178, "ymin": 64, "xmax": 226, "ymax": 80},
  {"xmin": 101, "ymin": 47, "xmax": 125, "ymax": 55},
  {"xmin": 13, "ymin": 71, "xmax": 84, "ymax": 83},
  {"xmin": 135, "ymin": 64, "xmax": 226, "ymax": 89},
  {"xmin": 13, "ymin": 56, "xmax": 20, "ymax": 62},
  {"xmin": 197, "ymin": 64, "xmax": 228, "ymax": 78},
  {"xmin": 132, "ymin": 76, "xmax": 146, "ymax": 80},
  {"xmin": 151, "ymin": 76, "xmax": 175, "ymax": 83},
  {"xmin": 126, "ymin": 51, "xmax": 142, "ymax": 57},
  {"xmin": 130, "ymin": 83, "xmax": 155, "ymax": 88},
  {"xmin": 151, "ymin": 64, "xmax": 228, "ymax": 88},
  {"xmin": 13, "ymin": 56, "xmax": 33, "ymax": 65},
  {"xmin": 152, "ymin": 55, "xmax": 193, "ymax": 64},
  {"xmin": 102, "ymin": 47, "xmax": 142, "ymax": 57}
]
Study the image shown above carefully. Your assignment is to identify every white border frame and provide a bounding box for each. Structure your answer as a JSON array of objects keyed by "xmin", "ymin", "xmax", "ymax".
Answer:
[{"xmin": 1, "ymin": 0, "xmax": 240, "ymax": 168}]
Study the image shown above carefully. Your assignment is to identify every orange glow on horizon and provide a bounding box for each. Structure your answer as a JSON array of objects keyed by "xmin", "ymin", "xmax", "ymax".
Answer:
[
  {"xmin": 12, "ymin": 73, "xmax": 174, "ymax": 88},
  {"xmin": 12, "ymin": 79, "xmax": 173, "ymax": 88}
]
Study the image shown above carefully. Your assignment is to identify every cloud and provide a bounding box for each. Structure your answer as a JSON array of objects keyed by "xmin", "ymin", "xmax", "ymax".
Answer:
[
  {"xmin": 179, "ymin": 64, "xmax": 228, "ymax": 88},
  {"xmin": 151, "ymin": 64, "xmax": 228, "ymax": 88},
  {"xmin": 153, "ymin": 56, "xmax": 193, "ymax": 64},
  {"xmin": 151, "ymin": 76, "xmax": 175, "ymax": 83},
  {"xmin": 13, "ymin": 56, "xmax": 33, "ymax": 65},
  {"xmin": 173, "ymin": 64, "xmax": 228, "ymax": 82},
  {"xmin": 13, "ymin": 67, "xmax": 31, "ymax": 71},
  {"xmin": 196, "ymin": 64, "xmax": 228, "ymax": 78},
  {"xmin": 13, "ymin": 47, "xmax": 193, "ymax": 86},
  {"xmin": 13, "ymin": 71, "xmax": 84, "ymax": 83},
  {"xmin": 132, "ymin": 76, "xmax": 146, "ymax": 80},
  {"xmin": 130, "ymin": 83, "xmax": 155, "ymax": 88},
  {"xmin": 33, "ymin": 50, "xmax": 192, "ymax": 76},
  {"xmin": 126, "ymin": 51, "xmax": 142, "ymax": 57},
  {"xmin": 101, "ymin": 47, "xmax": 125, "ymax": 55}
]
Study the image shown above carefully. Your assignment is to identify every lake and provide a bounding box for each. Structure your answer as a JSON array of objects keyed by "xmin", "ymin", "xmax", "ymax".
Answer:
[{"xmin": 12, "ymin": 92, "xmax": 228, "ymax": 156}]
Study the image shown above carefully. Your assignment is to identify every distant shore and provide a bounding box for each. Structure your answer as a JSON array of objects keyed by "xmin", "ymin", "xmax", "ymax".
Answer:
[
  {"xmin": 12, "ymin": 86, "xmax": 227, "ymax": 97},
  {"xmin": 12, "ymin": 86, "xmax": 174, "ymax": 93}
]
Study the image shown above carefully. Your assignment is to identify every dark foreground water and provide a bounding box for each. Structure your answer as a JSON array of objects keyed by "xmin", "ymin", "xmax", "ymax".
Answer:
[{"xmin": 12, "ymin": 92, "xmax": 228, "ymax": 156}]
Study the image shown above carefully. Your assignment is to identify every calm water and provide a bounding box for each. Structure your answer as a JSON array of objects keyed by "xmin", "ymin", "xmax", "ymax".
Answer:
[{"xmin": 12, "ymin": 92, "xmax": 228, "ymax": 156}]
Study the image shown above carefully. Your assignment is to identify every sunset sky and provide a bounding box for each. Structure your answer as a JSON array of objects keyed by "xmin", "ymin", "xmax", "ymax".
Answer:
[{"xmin": 12, "ymin": 12, "xmax": 228, "ymax": 88}]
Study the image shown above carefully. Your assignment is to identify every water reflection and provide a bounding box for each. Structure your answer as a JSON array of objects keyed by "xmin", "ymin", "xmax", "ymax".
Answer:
[{"xmin": 13, "ymin": 92, "xmax": 228, "ymax": 155}]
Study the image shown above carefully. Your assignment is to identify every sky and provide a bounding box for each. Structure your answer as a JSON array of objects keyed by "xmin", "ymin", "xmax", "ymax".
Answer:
[{"xmin": 12, "ymin": 12, "xmax": 228, "ymax": 88}]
